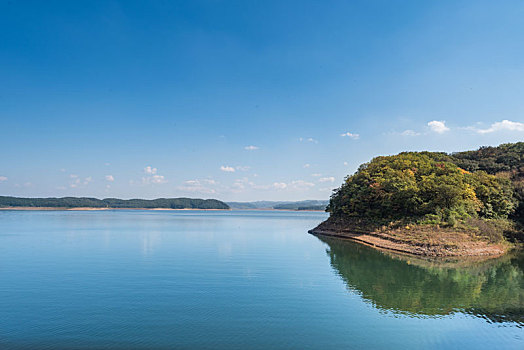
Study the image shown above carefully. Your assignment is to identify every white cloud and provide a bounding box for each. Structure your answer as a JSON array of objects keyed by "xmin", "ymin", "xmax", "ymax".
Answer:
[
  {"xmin": 311, "ymin": 173, "xmax": 322, "ymax": 177},
  {"xmin": 0, "ymin": 176, "xmax": 7, "ymax": 182},
  {"xmin": 273, "ymin": 182, "xmax": 287, "ymax": 190},
  {"xmin": 300, "ymin": 137, "xmax": 318, "ymax": 143},
  {"xmin": 178, "ymin": 182, "xmax": 216, "ymax": 194},
  {"xmin": 244, "ymin": 145, "xmax": 259, "ymax": 150},
  {"xmin": 303, "ymin": 163, "xmax": 311, "ymax": 168},
  {"xmin": 105, "ymin": 175, "xmax": 114, "ymax": 182},
  {"xmin": 247, "ymin": 179, "xmax": 316, "ymax": 192},
  {"xmin": 428, "ymin": 120, "xmax": 450, "ymax": 133},
  {"xmin": 150, "ymin": 175, "xmax": 166, "ymax": 184},
  {"xmin": 290, "ymin": 180, "xmax": 315, "ymax": 190},
  {"xmin": 69, "ymin": 175, "xmax": 92, "ymax": 188},
  {"xmin": 179, "ymin": 178, "xmax": 218, "ymax": 194},
  {"xmin": 142, "ymin": 166, "xmax": 167, "ymax": 184},
  {"xmin": 236, "ymin": 165, "xmax": 250, "ymax": 171},
  {"xmin": 475, "ymin": 120, "xmax": 524, "ymax": 134},
  {"xmin": 340, "ymin": 132, "xmax": 360, "ymax": 139},
  {"xmin": 178, "ymin": 185, "xmax": 216, "ymax": 194},
  {"xmin": 230, "ymin": 177, "xmax": 257, "ymax": 193},
  {"xmin": 400, "ymin": 129, "xmax": 421, "ymax": 136},
  {"xmin": 144, "ymin": 166, "xmax": 157, "ymax": 174},
  {"xmin": 220, "ymin": 166, "xmax": 235, "ymax": 172},
  {"xmin": 70, "ymin": 178, "xmax": 80, "ymax": 188},
  {"xmin": 319, "ymin": 177, "xmax": 335, "ymax": 183},
  {"xmin": 343, "ymin": 161, "xmax": 349, "ymax": 166}
]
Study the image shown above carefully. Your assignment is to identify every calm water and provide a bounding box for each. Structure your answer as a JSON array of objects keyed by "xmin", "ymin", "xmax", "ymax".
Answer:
[{"xmin": 0, "ymin": 210, "xmax": 522, "ymax": 349}]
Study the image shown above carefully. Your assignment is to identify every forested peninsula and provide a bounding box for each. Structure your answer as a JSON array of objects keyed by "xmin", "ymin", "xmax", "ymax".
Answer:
[
  {"xmin": 310, "ymin": 142, "xmax": 524, "ymax": 257},
  {"xmin": 0, "ymin": 196, "xmax": 230, "ymax": 210}
]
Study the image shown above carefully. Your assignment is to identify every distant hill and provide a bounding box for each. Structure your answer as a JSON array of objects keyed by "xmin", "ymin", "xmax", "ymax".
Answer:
[
  {"xmin": 227, "ymin": 200, "xmax": 328, "ymax": 210},
  {"xmin": 0, "ymin": 196, "xmax": 230, "ymax": 210}
]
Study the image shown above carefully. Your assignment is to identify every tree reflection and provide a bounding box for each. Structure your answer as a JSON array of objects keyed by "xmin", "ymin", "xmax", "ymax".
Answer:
[{"xmin": 318, "ymin": 236, "xmax": 524, "ymax": 325}]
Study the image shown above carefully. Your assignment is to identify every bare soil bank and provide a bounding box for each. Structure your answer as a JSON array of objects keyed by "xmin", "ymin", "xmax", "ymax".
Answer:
[{"xmin": 309, "ymin": 217, "xmax": 509, "ymax": 257}]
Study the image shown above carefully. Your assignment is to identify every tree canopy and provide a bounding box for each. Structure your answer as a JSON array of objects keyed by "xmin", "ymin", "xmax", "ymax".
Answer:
[
  {"xmin": 327, "ymin": 144, "xmax": 522, "ymax": 227},
  {"xmin": 0, "ymin": 196, "xmax": 230, "ymax": 210}
]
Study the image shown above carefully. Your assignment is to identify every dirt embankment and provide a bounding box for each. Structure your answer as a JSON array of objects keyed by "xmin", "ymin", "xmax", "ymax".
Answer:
[{"xmin": 309, "ymin": 216, "xmax": 509, "ymax": 257}]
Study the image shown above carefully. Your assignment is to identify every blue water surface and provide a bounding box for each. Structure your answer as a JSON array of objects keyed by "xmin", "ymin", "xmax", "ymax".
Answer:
[{"xmin": 0, "ymin": 210, "xmax": 522, "ymax": 349}]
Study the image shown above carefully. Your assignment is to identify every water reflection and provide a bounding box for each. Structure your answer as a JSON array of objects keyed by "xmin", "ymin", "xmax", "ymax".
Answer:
[{"xmin": 318, "ymin": 236, "xmax": 524, "ymax": 325}]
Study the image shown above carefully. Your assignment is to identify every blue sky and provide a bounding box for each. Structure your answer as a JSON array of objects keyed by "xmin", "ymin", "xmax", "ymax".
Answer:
[{"xmin": 1, "ymin": 0, "xmax": 523, "ymax": 201}]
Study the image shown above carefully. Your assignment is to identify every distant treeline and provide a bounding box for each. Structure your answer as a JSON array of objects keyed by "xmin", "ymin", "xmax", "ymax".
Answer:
[
  {"xmin": 0, "ymin": 196, "xmax": 230, "ymax": 209},
  {"xmin": 228, "ymin": 200, "xmax": 329, "ymax": 210},
  {"xmin": 296, "ymin": 205, "xmax": 327, "ymax": 211},
  {"xmin": 273, "ymin": 200, "xmax": 328, "ymax": 210}
]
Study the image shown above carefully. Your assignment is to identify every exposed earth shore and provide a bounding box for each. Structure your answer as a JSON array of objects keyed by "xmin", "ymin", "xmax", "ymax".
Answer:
[{"xmin": 309, "ymin": 217, "xmax": 510, "ymax": 258}]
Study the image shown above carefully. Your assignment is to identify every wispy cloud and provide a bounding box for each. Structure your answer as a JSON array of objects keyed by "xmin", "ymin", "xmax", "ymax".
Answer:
[
  {"xmin": 178, "ymin": 179, "xmax": 217, "ymax": 194},
  {"xmin": 474, "ymin": 120, "xmax": 524, "ymax": 134},
  {"xmin": 236, "ymin": 165, "xmax": 251, "ymax": 171},
  {"xmin": 0, "ymin": 176, "xmax": 7, "ymax": 182},
  {"xmin": 220, "ymin": 166, "xmax": 235, "ymax": 172},
  {"xmin": 299, "ymin": 137, "xmax": 318, "ymax": 144},
  {"xmin": 340, "ymin": 132, "xmax": 359, "ymax": 139},
  {"xmin": 290, "ymin": 180, "xmax": 315, "ymax": 190},
  {"xmin": 244, "ymin": 145, "xmax": 259, "ymax": 150},
  {"xmin": 144, "ymin": 166, "xmax": 157, "ymax": 175},
  {"xmin": 400, "ymin": 129, "xmax": 421, "ymax": 136},
  {"xmin": 272, "ymin": 182, "xmax": 287, "ymax": 189},
  {"xmin": 230, "ymin": 177, "xmax": 255, "ymax": 192},
  {"xmin": 105, "ymin": 175, "xmax": 114, "ymax": 182},
  {"xmin": 428, "ymin": 120, "xmax": 449, "ymax": 133},
  {"xmin": 318, "ymin": 176, "xmax": 335, "ymax": 183},
  {"xmin": 303, "ymin": 163, "xmax": 311, "ymax": 168},
  {"xmin": 69, "ymin": 176, "xmax": 92, "ymax": 188},
  {"xmin": 152, "ymin": 175, "xmax": 166, "ymax": 184},
  {"xmin": 142, "ymin": 166, "xmax": 167, "ymax": 184}
]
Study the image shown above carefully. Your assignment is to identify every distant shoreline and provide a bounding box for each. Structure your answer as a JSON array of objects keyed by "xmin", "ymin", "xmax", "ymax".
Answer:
[
  {"xmin": 0, "ymin": 207, "xmax": 325, "ymax": 212},
  {"xmin": 0, "ymin": 207, "xmax": 230, "ymax": 211}
]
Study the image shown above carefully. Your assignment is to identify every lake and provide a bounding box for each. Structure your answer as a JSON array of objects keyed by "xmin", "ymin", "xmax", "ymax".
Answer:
[{"xmin": 0, "ymin": 210, "xmax": 522, "ymax": 349}]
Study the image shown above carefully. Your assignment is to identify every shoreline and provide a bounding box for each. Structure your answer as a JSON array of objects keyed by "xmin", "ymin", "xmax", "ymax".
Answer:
[
  {"xmin": 309, "ymin": 224, "xmax": 509, "ymax": 258},
  {"xmin": 0, "ymin": 207, "xmax": 325, "ymax": 212},
  {"xmin": 0, "ymin": 207, "xmax": 231, "ymax": 211}
]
